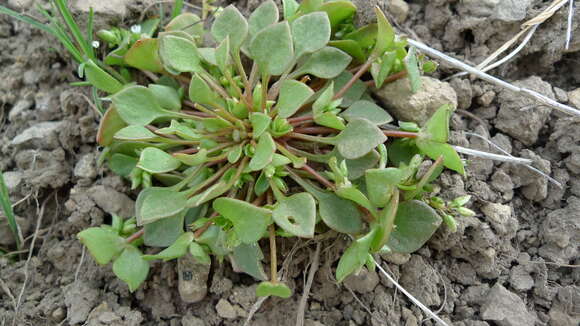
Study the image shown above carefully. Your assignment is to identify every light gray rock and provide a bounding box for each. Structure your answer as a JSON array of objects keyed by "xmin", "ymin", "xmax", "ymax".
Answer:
[
  {"xmin": 8, "ymin": 99, "xmax": 33, "ymax": 121},
  {"xmin": 481, "ymin": 283, "xmax": 536, "ymax": 326},
  {"xmin": 494, "ymin": 0, "xmax": 532, "ymax": 22},
  {"xmin": 64, "ymin": 282, "xmax": 100, "ymax": 324},
  {"xmin": 480, "ymin": 203, "xmax": 517, "ymax": 236},
  {"xmin": 388, "ymin": 0, "xmax": 410, "ymax": 23},
  {"xmin": 400, "ymin": 255, "xmax": 441, "ymax": 306},
  {"xmin": 74, "ymin": 153, "xmax": 97, "ymax": 179},
  {"xmin": 72, "ymin": 0, "xmax": 154, "ymax": 16},
  {"xmin": 381, "ymin": 252, "xmax": 411, "ymax": 265},
  {"xmin": 496, "ymin": 76, "xmax": 554, "ymax": 145},
  {"xmin": 539, "ymin": 197, "xmax": 580, "ymax": 264},
  {"xmin": 374, "ymin": 76, "xmax": 458, "ymax": 125},
  {"xmin": 450, "ymin": 78, "xmax": 473, "ymax": 110},
  {"xmin": 548, "ymin": 287, "xmax": 580, "ymax": 326},
  {"xmin": 87, "ymin": 185, "xmax": 135, "ymax": 218},
  {"xmin": 344, "ymin": 268, "xmax": 379, "ymax": 293},
  {"xmin": 569, "ymin": 88, "xmax": 580, "ymax": 108},
  {"xmin": 178, "ymin": 254, "xmax": 210, "ymax": 303},
  {"xmin": 2, "ymin": 171, "xmax": 23, "ymax": 194},
  {"xmin": 11, "ymin": 121, "xmax": 64, "ymax": 149},
  {"xmin": 8, "ymin": 0, "xmax": 34, "ymax": 8},
  {"xmin": 509, "ymin": 265, "xmax": 534, "ymax": 291},
  {"xmin": 216, "ymin": 299, "xmax": 237, "ymax": 319},
  {"xmin": 457, "ymin": 0, "xmax": 500, "ymax": 17},
  {"xmin": 182, "ymin": 314, "xmax": 206, "ymax": 326}
]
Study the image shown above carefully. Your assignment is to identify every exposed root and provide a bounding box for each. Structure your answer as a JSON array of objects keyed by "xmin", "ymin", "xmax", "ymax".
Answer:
[{"xmin": 295, "ymin": 242, "xmax": 321, "ymax": 326}]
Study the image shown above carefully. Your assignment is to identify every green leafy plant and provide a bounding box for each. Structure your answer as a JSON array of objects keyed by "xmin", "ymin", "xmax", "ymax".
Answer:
[{"xmin": 1, "ymin": 0, "xmax": 469, "ymax": 295}]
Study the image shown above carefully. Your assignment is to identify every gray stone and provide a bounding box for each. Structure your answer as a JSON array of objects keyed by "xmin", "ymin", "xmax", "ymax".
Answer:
[
  {"xmin": 374, "ymin": 76, "xmax": 457, "ymax": 125},
  {"xmin": 2, "ymin": 171, "xmax": 23, "ymax": 194},
  {"xmin": 8, "ymin": 0, "xmax": 34, "ymax": 8},
  {"xmin": 11, "ymin": 121, "xmax": 64, "ymax": 149},
  {"xmin": 450, "ymin": 78, "xmax": 473, "ymax": 110},
  {"xmin": 72, "ymin": 0, "xmax": 154, "ymax": 16},
  {"xmin": 8, "ymin": 99, "xmax": 33, "ymax": 121},
  {"xmin": 216, "ymin": 299, "xmax": 237, "ymax": 319},
  {"xmin": 569, "ymin": 88, "xmax": 580, "ymax": 108},
  {"xmin": 509, "ymin": 265, "xmax": 534, "ymax": 291},
  {"xmin": 381, "ymin": 252, "xmax": 411, "ymax": 265},
  {"xmin": 178, "ymin": 253, "xmax": 210, "ymax": 303},
  {"xmin": 400, "ymin": 255, "xmax": 441, "ymax": 306},
  {"xmin": 64, "ymin": 282, "xmax": 100, "ymax": 324},
  {"xmin": 481, "ymin": 283, "xmax": 536, "ymax": 326},
  {"xmin": 182, "ymin": 314, "xmax": 206, "ymax": 326},
  {"xmin": 87, "ymin": 185, "xmax": 135, "ymax": 218},
  {"xmin": 539, "ymin": 197, "xmax": 580, "ymax": 264},
  {"xmin": 553, "ymin": 87, "xmax": 568, "ymax": 103},
  {"xmin": 74, "ymin": 153, "xmax": 97, "ymax": 179},
  {"xmin": 388, "ymin": 0, "xmax": 410, "ymax": 23},
  {"xmin": 507, "ymin": 150, "xmax": 551, "ymax": 202},
  {"xmin": 457, "ymin": 0, "xmax": 500, "ymax": 17},
  {"xmin": 496, "ymin": 76, "xmax": 554, "ymax": 145},
  {"xmin": 494, "ymin": 0, "xmax": 532, "ymax": 22},
  {"xmin": 480, "ymin": 203, "xmax": 517, "ymax": 236},
  {"xmin": 548, "ymin": 287, "xmax": 580, "ymax": 326},
  {"xmin": 344, "ymin": 268, "xmax": 379, "ymax": 293}
]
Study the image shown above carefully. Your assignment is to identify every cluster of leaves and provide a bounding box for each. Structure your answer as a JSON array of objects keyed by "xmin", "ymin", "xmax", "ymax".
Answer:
[{"xmin": 2, "ymin": 0, "xmax": 469, "ymax": 297}]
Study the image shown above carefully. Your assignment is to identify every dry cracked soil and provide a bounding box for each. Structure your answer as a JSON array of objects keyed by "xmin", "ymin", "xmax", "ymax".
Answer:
[{"xmin": 0, "ymin": 0, "xmax": 579, "ymax": 325}]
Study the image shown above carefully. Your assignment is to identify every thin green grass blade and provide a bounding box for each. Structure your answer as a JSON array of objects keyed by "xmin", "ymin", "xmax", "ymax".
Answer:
[
  {"xmin": 53, "ymin": 0, "xmax": 95, "ymax": 60},
  {"xmin": 92, "ymin": 87, "xmax": 106, "ymax": 115},
  {"xmin": 87, "ymin": 7, "xmax": 94, "ymax": 45},
  {"xmin": 0, "ymin": 171, "xmax": 21, "ymax": 250},
  {"xmin": 171, "ymin": 0, "xmax": 184, "ymax": 19}
]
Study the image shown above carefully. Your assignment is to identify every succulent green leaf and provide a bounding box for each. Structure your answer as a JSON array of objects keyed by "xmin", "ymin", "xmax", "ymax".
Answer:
[
  {"xmin": 97, "ymin": 105, "xmax": 127, "ymax": 146},
  {"xmin": 112, "ymin": 86, "xmax": 168, "ymax": 125},
  {"xmin": 143, "ymin": 209, "xmax": 186, "ymax": 247},
  {"xmin": 293, "ymin": 47, "xmax": 352, "ymax": 79},
  {"xmin": 198, "ymin": 48, "xmax": 217, "ymax": 65},
  {"xmin": 388, "ymin": 139, "xmax": 420, "ymax": 167},
  {"xmin": 174, "ymin": 149, "xmax": 208, "ymax": 166},
  {"xmin": 249, "ymin": 0, "xmax": 279, "ymax": 37},
  {"xmin": 333, "ymin": 72, "xmax": 367, "ymax": 108},
  {"xmin": 371, "ymin": 51, "xmax": 397, "ymax": 88},
  {"xmin": 109, "ymin": 154, "xmax": 138, "ymax": 178},
  {"xmin": 419, "ymin": 104, "xmax": 453, "ymax": 143},
  {"xmin": 249, "ymin": 133, "xmax": 276, "ymax": 171},
  {"xmin": 165, "ymin": 13, "xmax": 203, "ymax": 40},
  {"xmin": 188, "ymin": 74, "xmax": 222, "ymax": 107},
  {"xmin": 113, "ymin": 246, "xmax": 149, "ymax": 292},
  {"xmin": 404, "ymin": 47, "xmax": 422, "ymax": 93},
  {"xmin": 201, "ymin": 117, "xmax": 232, "ymax": 132},
  {"xmin": 416, "ymin": 140, "xmax": 465, "ymax": 175},
  {"xmin": 335, "ymin": 186, "xmax": 375, "ymax": 216},
  {"xmin": 215, "ymin": 37, "xmax": 230, "ymax": 72},
  {"xmin": 319, "ymin": 1, "xmax": 356, "ymax": 29},
  {"xmin": 328, "ymin": 40, "xmax": 366, "ymax": 63},
  {"xmin": 196, "ymin": 225, "xmax": 229, "ymax": 257},
  {"xmin": 114, "ymin": 125, "xmax": 158, "ymax": 141},
  {"xmin": 250, "ymin": 112, "xmax": 272, "ymax": 139},
  {"xmin": 137, "ymin": 147, "xmax": 181, "ymax": 174},
  {"xmin": 276, "ymin": 80, "xmax": 314, "ymax": 118},
  {"xmin": 189, "ymin": 242, "xmax": 211, "ymax": 265},
  {"xmin": 159, "ymin": 34, "xmax": 202, "ymax": 73},
  {"xmin": 232, "ymin": 243, "xmax": 267, "ymax": 280},
  {"xmin": 254, "ymin": 171, "xmax": 270, "ymax": 196},
  {"xmin": 341, "ymin": 100, "xmax": 393, "ymax": 125},
  {"xmin": 336, "ymin": 228, "xmax": 376, "ymax": 282},
  {"xmin": 156, "ymin": 120, "xmax": 201, "ymax": 140},
  {"xmin": 187, "ymin": 181, "xmax": 232, "ymax": 207},
  {"xmin": 124, "ymin": 38, "xmax": 164, "ymax": 72},
  {"xmin": 143, "ymin": 232, "xmax": 194, "ymax": 261},
  {"xmin": 213, "ymin": 198, "xmax": 272, "ymax": 244},
  {"xmin": 345, "ymin": 24, "xmax": 378, "ymax": 50},
  {"xmin": 249, "ymin": 22, "xmax": 294, "ymax": 76},
  {"xmin": 298, "ymin": 0, "xmax": 323, "ymax": 13},
  {"xmin": 227, "ymin": 144, "xmax": 243, "ymax": 163},
  {"xmin": 373, "ymin": 7, "xmax": 395, "ymax": 56},
  {"xmin": 282, "ymin": 0, "xmax": 300, "ymax": 19},
  {"xmin": 84, "ymin": 61, "xmax": 123, "ymax": 94},
  {"xmin": 331, "ymin": 149, "xmax": 380, "ymax": 180},
  {"xmin": 136, "ymin": 187, "xmax": 187, "ymax": 225},
  {"xmin": 387, "ymin": 200, "xmax": 442, "ymax": 253},
  {"xmin": 365, "ymin": 168, "xmax": 403, "ymax": 207},
  {"xmin": 149, "ymin": 84, "xmax": 181, "ymax": 111},
  {"xmin": 337, "ymin": 118, "xmax": 387, "ymax": 159},
  {"xmin": 256, "ymin": 281, "xmax": 292, "ymax": 298},
  {"xmin": 77, "ymin": 227, "xmax": 125, "ymax": 265},
  {"xmin": 292, "ymin": 12, "xmax": 331, "ymax": 59},
  {"xmin": 272, "ymin": 192, "xmax": 316, "ymax": 238},
  {"xmin": 211, "ymin": 5, "xmax": 248, "ymax": 50}
]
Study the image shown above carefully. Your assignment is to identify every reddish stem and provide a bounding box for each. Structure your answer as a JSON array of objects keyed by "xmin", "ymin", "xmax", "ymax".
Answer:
[
  {"xmin": 173, "ymin": 148, "xmax": 199, "ymax": 155},
  {"xmin": 293, "ymin": 127, "xmax": 337, "ymax": 135},
  {"xmin": 126, "ymin": 229, "xmax": 145, "ymax": 243},
  {"xmin": 334, "ymin": 59, "xmax": 373, "ymax": 100},
  {"xmin": 365, "ymin": 70, "xmax": 408, "ymax": 88},
  {"xmin": 301, "ymin": 164, "xmax": 335, "ymax": 190},
  {"xmin": 383, "ymin": 130, "xmax": 418, "ymax": 138},
  {"xmin": 194, "ymin": 213, "xmax": 219, "ymax": 239},
  {"xmin": 288, "ymin": 115, "xmax": 314, "ymax": 125}
]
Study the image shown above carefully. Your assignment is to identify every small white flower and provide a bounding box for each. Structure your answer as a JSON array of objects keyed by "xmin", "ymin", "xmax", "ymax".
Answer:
[
  {"xmin": 91, "ymin": 41, "xmax": 100, "ymax": 48},
  {"xmin": 130, "ymin": 25, "xmax": 142, "ymax": 34}
]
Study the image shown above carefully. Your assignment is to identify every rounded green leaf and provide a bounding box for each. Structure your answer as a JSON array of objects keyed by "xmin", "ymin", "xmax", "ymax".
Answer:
[
  {"xmin": 249, "ymin": 22, "xmax": 294, "ymax": 76},
  {"xmin": 387, "ymin": 200, "xmax": 442, "ymax": 254},
  {"xmin": 256, "ymin": 281, "xmax": 292, "ymax": 298},
  {"xmin": 328, "ymin": 40, "xmax": 366, "ymax": 63},
  {"xmin": 336, "ymin": 229, "xmax": 375, "ymax": 282},
  {"xmin": 149, "ymin": 84, "xmax": 181, "ymax": 111},
  {"xmin": 97, "ymin": 105, "xmax": 127, "ymax": 146},
  {"xmin": 416, "ymin": 140, "xmax": 465, "ymax": 175},
  {"xmin": 84, "ymin": 61, "xmax": 123, "ymax": 94},
  {"xmin": 113, "ymin": 246, "xmax": 149, "ymax": 292},
  {"xmin": 213, "ymin": 198, "xmax": 272, "ymax": 244},
  {"xmin": 293, "ymin": 47, "xmax": 352, "ymax": 79},
  {"xmin": 419, "ymin": 104, "xmax": 453, "ymax": 143},
  {"xmin": 404, "ymin": 47, "xmax": 422, "ymax": 93},
  {"xmin": 109, "ymin": 154, "xmax": 138, "ymax": 178},
  {"xmin": 165, "ymin": 13, "xmax": 203, "ymax": 39},
  {"xmin": 143, "ymin": 232, "xmax": 194, "ymax": 261},
  {"xmin": 232, "ymin": 243, "xmax": 267, "ymax": 280},
  {"xmin": 341, "ymin": 100, "xmax": 393, "ymax": 125},
  {"xmin": 189, "ymin": 242, "xmax": 211, "ymax": 265},
  {"xmin": 136, "ymin": 187, "xmax": 187, "ymax": 225},
  {"xmin": 373, "ymin": 7, "xmax": 395, "ymax": 56},
  {"xmin": 137, "ymin": 147, "xmax": 181, "ymax": 174},
  {"xmin": 189, "ymin": 74, "xmax": 222, "ymax": 107},
  {"xmin": 159, "ymin": 35, "xmax": 202, "ymax": 73},
  {"xmin": 114, "ymin": 125, "xmax": 158, "ymax": 141},
  {"xmin": 319, "ymin": 1, "xmax": 356, "ymax": 29},
  {"xmin": 211, "ymin": 5, "xmax": 248, "ymax": 50},
  {"xmin": 77, "ymin": 227, "xmax": 125, "ymax": 265},
  {"xmin": 124, "ymin": 38, "xmax": 164, "ymax": 72},
  {"xmin": 249, "ymin": 0, "xmax": 279, "ymax": 37},
  {"xmin": 337, "ymin": 118, "xmax": 387, "ymax": 160},
  {"xmin": 276, "ymin": 80, "xmax": 314, "ymax": 118},
  {"xmin": 272, "ymin": 192, "xmax": 316, "ymax": 238},
  {"xmin": 317, "ymin": 191, "xmax": 363, "ymax": 234},
  {"xmin": 291, "ymin": 12, "xmax": 331, "ymax": 59},
  {"xmin": 250, "ymin": 112, "xmax": 272, "ymax": 139},
  {"xmin": 365, "ymin": 168, "xmax": 403, "ymax": 207},
  {"xmin": 249, "ymin": 133, "xmax": 276, "ymax": 171},
  {"xmin": 112, "ymin": 86, "xmax": 168, "ymax": 125},
  {"xmin": 143, "ymin": 211, "xmax": 186, "ymax": 247}
]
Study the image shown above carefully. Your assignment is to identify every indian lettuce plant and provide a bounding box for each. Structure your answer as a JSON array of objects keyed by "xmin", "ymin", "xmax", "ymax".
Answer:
[{"xmin": 1, "ymin": 0, "xmax": 473, "ymax": 296}]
